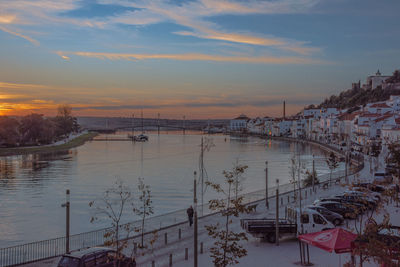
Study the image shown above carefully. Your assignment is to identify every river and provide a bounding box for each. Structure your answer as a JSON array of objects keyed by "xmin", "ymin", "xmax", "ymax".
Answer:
[{"xmin": 0, "ymin": 131, "xmax": 343, "ymax": 248}]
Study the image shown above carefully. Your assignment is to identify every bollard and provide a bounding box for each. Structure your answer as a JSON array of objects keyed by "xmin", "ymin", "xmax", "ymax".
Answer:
[
  {"xmin": 134, "ymin": 242, "xmax": 137, "ymax": 255},
  {"xmin": 185, "ymin": 248, "xmax": 188, "ymax": 260},
  {"xmin": 169, "ymin": 254, "xmax": 173, "ymax": 267},
  {"xmin": 152, "ymin": 260, "xmax": 155, "ymax": 267},
  {"xmin": 165, "ymin": 233, "xmax": 168, "ymax": 245},
  {"xmin": 179, "ymin": 228, "xmax": 181, "ymax": 240},
  {"xmin": 200, "ymin": 242, "xmax": 203, "ymax": 254}
]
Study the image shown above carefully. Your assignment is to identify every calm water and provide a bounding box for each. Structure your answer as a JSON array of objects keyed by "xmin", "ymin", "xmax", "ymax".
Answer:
[{"xmin": 0, "ymin": 132, "xmax": 341, "ymax": 247}]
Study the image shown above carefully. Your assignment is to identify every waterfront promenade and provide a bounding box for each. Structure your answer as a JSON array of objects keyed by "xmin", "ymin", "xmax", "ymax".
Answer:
[
  {"xmin": 19, "ymin": 160, "xmax": 368, "ymax": 267},
  {"xmin": 11, "ymin": 136, "xmax": 366, "ymax": 267}
]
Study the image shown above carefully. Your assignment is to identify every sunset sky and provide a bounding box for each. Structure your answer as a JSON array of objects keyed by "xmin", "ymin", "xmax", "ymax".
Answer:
[{"xmin": 0, "ymin": 0, "xmax": 399, "ymax": 119}]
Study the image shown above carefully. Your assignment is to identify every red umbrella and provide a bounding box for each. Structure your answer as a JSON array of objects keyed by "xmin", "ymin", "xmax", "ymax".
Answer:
[{"xmin": 298, "ymin": 228, "xmax": 357, "ymax": 254}]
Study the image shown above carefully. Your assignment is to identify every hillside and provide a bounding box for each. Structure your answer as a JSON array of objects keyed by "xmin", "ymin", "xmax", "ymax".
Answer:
[{"xmin": 312, "ymin": 70, "xmax": 400, "ymax": 110}]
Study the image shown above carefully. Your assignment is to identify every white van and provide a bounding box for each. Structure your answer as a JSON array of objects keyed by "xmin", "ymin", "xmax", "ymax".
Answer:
[{"xmin": 287, "ymin": 207, "xmax": 335, "ymax": 234}]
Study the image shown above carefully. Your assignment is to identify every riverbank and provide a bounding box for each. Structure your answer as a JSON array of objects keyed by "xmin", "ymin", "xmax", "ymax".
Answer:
[
  {"xmin": 8, "ymin": 135, "xmax": 364, "ymax": 267},
  {"xmin": 0, "ymin": 132, "xmax": 98, "ymax": 157},
  {"xmin": 20, "ymin": 156, "xmax": 369, "ymax": 267}
]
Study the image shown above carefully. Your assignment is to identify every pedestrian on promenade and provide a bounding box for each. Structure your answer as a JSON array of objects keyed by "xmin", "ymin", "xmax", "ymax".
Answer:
[{"xmin": 187, "ymin": 206, "xmax": 194, "ymax": 226}]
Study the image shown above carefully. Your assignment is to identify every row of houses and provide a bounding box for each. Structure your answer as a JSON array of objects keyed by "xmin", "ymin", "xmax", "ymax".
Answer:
[{"xmin": 230, "ymin": 71, "xmax": 400, "ymax": 157}]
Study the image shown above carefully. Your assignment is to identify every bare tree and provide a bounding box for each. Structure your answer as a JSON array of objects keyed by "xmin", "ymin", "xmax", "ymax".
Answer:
[
  {"xmin": 55, "ymin": 104, "xmax": 74, "ymax": 138},
  {"xmin": 89, "ymin": 180, "xmax": 134, "ymax": 255},
  {"xmin": 289, "ymin": 155, "xmax": 299, "ymax": 200},
  {"xmin": 303, "ymin": 169, "xmax": 319, "ymax": 187},
  {"xmin": 133, "ymin": 177, "xmax": 154, "ymax": 248},
  {"xmin": 326, "ymin": 151, "xmax": 339, "ymax": 185},
  {"xmin": 199, "ymin": 136, "xmax": 215, "ymax": 215},
  {"xmin": 0, "ymin": 116, "xmax": 20, "ymax": 146},
  {"xmin": 204, "ymin": 163, "xmax": 251, "ymax": 266}
]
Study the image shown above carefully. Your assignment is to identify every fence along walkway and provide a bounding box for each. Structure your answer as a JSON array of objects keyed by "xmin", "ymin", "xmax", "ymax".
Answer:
[{"xmin": 0, "ymin": 149, "xmax": 363, "ymax": 267}]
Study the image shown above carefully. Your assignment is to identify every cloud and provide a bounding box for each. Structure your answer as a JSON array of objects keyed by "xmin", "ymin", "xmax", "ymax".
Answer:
[
  {"xmin": 103, "ymin": 0, "xmax": 320, "ymax": 55},
  {"xmin": 0, "ymin": 82, "xmax": 48, "ymax": 89},
  {"xmin": 0, "ymin": 0, "xmax": 321, "ymax": 57},
  {"xmin": 71, "ymin": 94, "xmax": 320, "ymax": 111},
  {"xmin": 56, "ymin": 51, "xmax": 325, "ymax": 64},
  {"xmin": 0, "ymin": 26, "xmax": 40, "ymax": 46},
  {"xmin": 0, "ymin": 14, "xmax": 16, "ymax": 24}
]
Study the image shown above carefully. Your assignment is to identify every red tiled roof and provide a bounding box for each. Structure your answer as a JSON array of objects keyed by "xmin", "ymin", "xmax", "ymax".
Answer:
[
  {"xmin": 370, "ymin": 103, "xmax": 391, "ymax": 108},
  {"xmin": 374, "ymin": 114, "xmax": 394, "ymax": 123},
  {"xmin": 338, "ymin": 112, "xmax": 359, "ymax": 121},
  {"xmin": 359, "ymin": 113, "xmax": 380, "ymax": 118}
]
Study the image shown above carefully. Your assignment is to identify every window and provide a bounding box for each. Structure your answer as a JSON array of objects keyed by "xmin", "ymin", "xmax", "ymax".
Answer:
[
  {"xmin": 83, "ymin": 254, "xmax": 97, "ymax": 267},
  {"xmin": 313, "ymin": 214, "xmax": 326, "ymax": 225},
  {"xmin": 95, "ymin": 252, "xmax": 109, "ymax": 265},
  {"xmin": 58, "ymin": 257, "xmax": 80, "ymax": 267},
  {"xmin": 301, "ymin": 213, "xmax": 309, "ymax": 224}
]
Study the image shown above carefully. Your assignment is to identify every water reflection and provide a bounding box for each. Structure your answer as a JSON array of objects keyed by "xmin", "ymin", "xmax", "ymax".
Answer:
[{"xmin": 0, "ymin": 132, "xmax": 342, "ymax": 247}]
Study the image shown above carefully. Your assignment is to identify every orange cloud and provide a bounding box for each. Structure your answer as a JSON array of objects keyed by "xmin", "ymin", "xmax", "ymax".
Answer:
[
  {"xmin": 0, "ymin": 26, "xmax": 39, "ymax": 46},
  {"xmin": 0, "ymin": 14, "xmax": 16, "ymax": 24},
  {"xmin": 56, "ymin": 51, "xmax": 325, "ymax": 64}
]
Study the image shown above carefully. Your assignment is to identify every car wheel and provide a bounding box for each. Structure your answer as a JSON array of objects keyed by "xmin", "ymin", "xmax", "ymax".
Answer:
[{"xmin": 333, "ymin": 219, "xmax": 342, "ymax": 226}]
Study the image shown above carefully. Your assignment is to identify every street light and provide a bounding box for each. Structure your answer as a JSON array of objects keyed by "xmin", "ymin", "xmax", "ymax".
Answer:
[{"xmin": 61, "ymin": 189, "xmax": 70, "ymax": 254}]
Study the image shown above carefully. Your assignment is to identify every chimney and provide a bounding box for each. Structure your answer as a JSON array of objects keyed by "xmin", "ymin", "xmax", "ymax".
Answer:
[{"xmin": 283, "ymin": 100, "xmax": 286, "ymax": 119}]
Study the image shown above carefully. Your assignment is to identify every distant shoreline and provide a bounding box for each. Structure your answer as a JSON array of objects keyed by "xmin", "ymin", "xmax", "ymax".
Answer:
[{"xmin": 0, "ymin": 132, "xmax": 98, "ymax": 157}]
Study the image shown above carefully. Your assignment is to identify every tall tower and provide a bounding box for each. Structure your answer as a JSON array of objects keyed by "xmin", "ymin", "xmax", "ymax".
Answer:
[{"xmin": 283, "ymin": 100, "xmax": 286, "ymax": 119}]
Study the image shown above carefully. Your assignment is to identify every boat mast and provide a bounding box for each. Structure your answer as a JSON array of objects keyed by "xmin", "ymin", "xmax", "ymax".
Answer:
[
  {"xmin": 141, "ymin": 109, "xmax": 144, "ymax": 134},
  {"xmin": 132, "ymin": 114, "xmax": 135, "ymax": 138}
]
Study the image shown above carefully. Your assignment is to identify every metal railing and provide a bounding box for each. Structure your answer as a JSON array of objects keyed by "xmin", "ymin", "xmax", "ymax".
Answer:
[{"xmin": 0, "ymin": 145, "xmax": 364, "ymax": 267}]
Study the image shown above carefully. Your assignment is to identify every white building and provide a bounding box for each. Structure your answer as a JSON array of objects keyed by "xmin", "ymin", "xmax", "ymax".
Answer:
[
  {"xmin": 365, "ymin": 70, "xmax": 391, "ymax": 89},
  {"xmin": 247, "ymin": 117, "xmax": 265, "ymax": 134},
  {"xmin": 230, "ymin": 114, "xmax": 249, "ymax": 132},
  {"xmin": 303, "ymin": 108, "xmax": 321, "ymax": 118},
  {"xmin": 366, "ymin": 102, "xmax": 392, "ymax": 114}
]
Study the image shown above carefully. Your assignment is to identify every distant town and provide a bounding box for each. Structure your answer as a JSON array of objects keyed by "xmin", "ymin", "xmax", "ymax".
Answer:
[{"xmin": 230, "ymin": 69, "xmax": 400, "ymax": 160}]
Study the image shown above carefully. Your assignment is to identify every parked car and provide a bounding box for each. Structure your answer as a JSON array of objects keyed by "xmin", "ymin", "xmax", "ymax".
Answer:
[
  {"xmin": 355, "ymin": 182, "xmax": 386, "ymax": 193},
  {"xmin": 316, "ymin": 201, "xmax": 362, "ymax": 219},
  {"xmin": 374, "ymin": 171, "xmax": 393, "ymax": 184},
  {"xmin": 350, "ymin": 186, "xmax": 382, "ymax": 201},
  {"xmin": 57, "ymin": 247, "xmax": 135, "ymax": 267},
  {"xmin": 335, "ymin": 192, "xmax": 377, "ymax": 209},
  {"xmin": 314, "ymin": 197, "xmax": 367, "ymax": 212},
  {"xmin": 336, "ymin": 195, "xmax": 375, "ymax": 210},
  {"xmin": 305, "ymin": 205, "xmax": 344, "ymax": 226},
  {"xmin": 385, "ymin": 163, "xmax": 397, "ymax": 174}
]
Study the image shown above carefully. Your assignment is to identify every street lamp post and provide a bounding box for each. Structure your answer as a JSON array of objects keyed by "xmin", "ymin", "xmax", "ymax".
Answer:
[
  {"xmin": 275, "ymin": 179, "xmax": 279, "ymax": 246},
  {"xmin": 193, "ymin": 171, "xmax": 198, "ymax": 267},
  {"xmin": 61, "ymin": 189, "xmax": 70, "ymax": 254},
  {"xmin": 312, "ymin": 154, "xmax": 315, "ymax": 193},
  {"xmin": 265, "ymin": 161, "xmax": 269, "ymax": 209}
]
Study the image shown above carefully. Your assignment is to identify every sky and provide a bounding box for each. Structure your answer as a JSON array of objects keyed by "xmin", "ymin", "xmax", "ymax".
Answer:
[{"xmin": 0, "ymin": 0, "xmax": 399, "ymax": 119}]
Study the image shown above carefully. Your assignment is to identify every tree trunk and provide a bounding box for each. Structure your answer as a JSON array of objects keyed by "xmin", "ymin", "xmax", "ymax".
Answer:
[
  {"xmin": 223, "ymin": 183, "xmax": 232, "ymax": 266},
  {"xmin": 141, "ymin": 201, "xmax": 145, "ymax": 247}
]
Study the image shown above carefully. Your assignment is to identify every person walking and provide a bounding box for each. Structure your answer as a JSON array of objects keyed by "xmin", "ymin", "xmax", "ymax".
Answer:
[{"xmin": 187, "ymin": 205, "xmax": 194, "ymax": 227}]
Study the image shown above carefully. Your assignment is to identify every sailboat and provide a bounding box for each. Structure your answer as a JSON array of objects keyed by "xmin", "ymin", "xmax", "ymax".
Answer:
[{"xmin": 129, "ymin": 110, "xmax": 149, "ymax": 142}]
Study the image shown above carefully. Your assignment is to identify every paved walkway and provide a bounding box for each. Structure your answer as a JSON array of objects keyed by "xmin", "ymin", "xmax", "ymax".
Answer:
[{"xmin": 19, "ymin": 158, "xmax": 370, "ymax": 267}]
